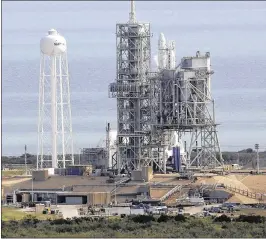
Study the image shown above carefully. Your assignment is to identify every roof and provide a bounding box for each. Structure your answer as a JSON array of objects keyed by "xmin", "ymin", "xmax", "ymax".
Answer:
[
  {"xmin": 72, "ymin": 185, "xmax": 114, "ymax": 193},
  {"xmin": 3, "ymin": 175, "xmax": 111, "ymax": 193},
  {"xmin": 116, "ymin": 185, "xmax": 139, "ymax": 195}
]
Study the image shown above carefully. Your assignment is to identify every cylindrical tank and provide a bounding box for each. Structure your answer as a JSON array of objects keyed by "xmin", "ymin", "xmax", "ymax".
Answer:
[{"xmin": 40, "ymin": 29, "xmax": 67, "ymax": 56}]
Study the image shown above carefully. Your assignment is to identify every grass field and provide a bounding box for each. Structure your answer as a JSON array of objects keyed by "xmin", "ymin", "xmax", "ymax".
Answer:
[
  {"xmin": 2, "ymin": 207, "xmax": 59, "ymax": 221},
  {"xmin": 235, "ymin": 208, "xmax": 266, "ymax": 217},
  {"xmin": 2, "ymin": 170, "xmax": 25, "ymax": 177}
]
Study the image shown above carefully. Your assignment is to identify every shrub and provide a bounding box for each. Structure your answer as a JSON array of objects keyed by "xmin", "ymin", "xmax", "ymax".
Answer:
[
  {"xmin": 131, "ymin": 215, "xmax": 155, "ymax": 223},
  {"xmin": 174, "ymin": 214, "xmax": 186, "ymax": 222},
  {"xmin": 157, "ymin": 214, "xmax": 171, "ymax": 223},
  {"xmin": 21, "ymin": 215, "xmax": 39, "ymax": 227},
  {"xmin": 236, "ymin": 215, "xmax": 265, "ymax": 224},
  {"xmin": 50, "ymin": 218, "xmax": 72, "ymax": 225},
  {"xmin": 214, "ymin": 214, "xmax": 231, "ymax": 223}
]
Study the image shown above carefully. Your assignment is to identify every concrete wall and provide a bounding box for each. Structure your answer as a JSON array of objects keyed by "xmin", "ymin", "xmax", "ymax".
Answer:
[
  {"xmin": 32, "ymin": 170, "xmax": 49, "ymax": 181},
  {"xmin": 142, "ymin": 166, "xmax": 153, "ymax": 182},
  {"xmin": 132, "ymin": 170, "xmax": 143, "ymax": 181},
  {"xmin": 87, "ymin": 192, "xmax": 111, "ymax": 205}
]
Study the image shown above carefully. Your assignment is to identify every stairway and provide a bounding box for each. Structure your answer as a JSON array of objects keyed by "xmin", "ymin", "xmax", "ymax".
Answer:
[{"xmin": 164, "ymin": 191, "xmax": 181, "ymax": 205}]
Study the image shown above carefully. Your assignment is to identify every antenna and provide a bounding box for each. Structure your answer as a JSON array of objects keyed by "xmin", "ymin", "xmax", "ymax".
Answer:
[{"xmin": 129, "ymin": 0, "xmax": 136, "ymax": 23}]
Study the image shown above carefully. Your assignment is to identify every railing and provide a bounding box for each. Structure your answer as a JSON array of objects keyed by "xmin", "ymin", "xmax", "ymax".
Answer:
[
  {"xmin": 160, "ymin": 185, "xmax": 182, "ymax": 202},
  {"xmin": 224, "ymin": 184, "xmax": 265, "ymax": 201},
  {"xmin": 110, "ymin": 178, "xmax": 131, "ymax": 194}
]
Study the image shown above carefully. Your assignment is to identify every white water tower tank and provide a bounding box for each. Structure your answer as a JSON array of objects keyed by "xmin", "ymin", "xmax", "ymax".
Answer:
[{"xmin": 40, "ymin": 29, "xmax": 67, "ymax": 56}]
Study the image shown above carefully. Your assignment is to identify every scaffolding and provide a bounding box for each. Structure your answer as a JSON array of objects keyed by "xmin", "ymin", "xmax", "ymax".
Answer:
[
  {"xmin": 151, "ymin": 52, "xmax": 223, "ymax": 169},
  {"xmin": 108, "ymin": 1, "xmax": 223, "ymax": 173}
]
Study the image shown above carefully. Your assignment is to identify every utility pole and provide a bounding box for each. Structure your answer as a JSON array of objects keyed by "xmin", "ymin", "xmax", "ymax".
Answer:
[
  {"xmin": 79, "ymin": 148, "xmax": 82, "ymax": 165},
  {"xmin": 31, "ymin": 176, "xmax": 34, "ymax": 202},
  {"xmin": 24, "ymin": 145, "xmax": 27, "ymax": 175},
  {"xmin": 255, "ymin": 144, "xmax": 259, "ymax": 174}
]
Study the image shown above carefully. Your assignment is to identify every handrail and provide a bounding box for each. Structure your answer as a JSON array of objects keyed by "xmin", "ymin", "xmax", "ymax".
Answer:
[{"xmin": 160, "ymin": 185, "xmax": 182, "ymax": 202}]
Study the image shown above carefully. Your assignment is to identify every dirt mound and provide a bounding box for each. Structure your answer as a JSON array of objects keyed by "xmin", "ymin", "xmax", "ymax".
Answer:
[
  {"xmin": 241, "ymin": 175, "xmax": 266, "ymax": 194},
  {"xmin": 226, "ymin": 193, "xmax": 259, "ymax": 204}
]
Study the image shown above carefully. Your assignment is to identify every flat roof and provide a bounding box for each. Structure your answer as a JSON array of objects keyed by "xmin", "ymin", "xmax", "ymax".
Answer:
[{"xmin": 3, "ymin": 175, "xmax": 111, "ymax": 193}]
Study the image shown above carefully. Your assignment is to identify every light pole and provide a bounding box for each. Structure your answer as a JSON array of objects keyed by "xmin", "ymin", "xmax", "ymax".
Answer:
[
  {"xmin": 114, "ymin": 181, "xmax": 117, "ymax": 205},
  {"xmin": 255, "ymin": 144, "xmax": 259, "ymax": 174},
  {"xmin": 24, "ymin": 145, "xmax": 27, "ymax": 175},
  {"xmin": 31, "ymin": 176, "xmax": 34, "ymax": 202},
  {"xmin": 79, "ymin": 148, "xmax": 82, "ymax": 165}
]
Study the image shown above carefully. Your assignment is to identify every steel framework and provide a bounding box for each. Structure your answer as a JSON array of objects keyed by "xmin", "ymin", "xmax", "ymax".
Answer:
[
  {"xmin": 37, "ymin": 48, "xmax": 74, "ymax": 169},
  {"xmin": 152, "ymin": 52, "xmax": 223, "ymax": 169},
  {"xmin": 109, "ymin": 21, "xmax": 152, "ymax": 171},
  {"xmin": 109, "ymin": 2, "xmax": 223, "ymax": 172}
]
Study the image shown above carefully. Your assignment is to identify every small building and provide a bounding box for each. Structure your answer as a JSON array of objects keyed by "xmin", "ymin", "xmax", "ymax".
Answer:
[
  {"xmin": 203, "ymin": 190, "xmax": 233, "ymax": 203},
  {"xmin": 3, "ymin": 175, "xmax": 114, "ymax": 206}
]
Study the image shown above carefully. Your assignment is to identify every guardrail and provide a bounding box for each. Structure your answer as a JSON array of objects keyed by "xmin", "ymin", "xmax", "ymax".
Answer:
[
  {"xmin": 224, "ymin": 184, "xmax": 265, "ymax": 201},
  {"xmin": 110, "ymin": 178, "xmax": 131, "ymax": 194},
  {"xmin": 160, "ymin": 185, "xmax": 182, "ymax": 202}
]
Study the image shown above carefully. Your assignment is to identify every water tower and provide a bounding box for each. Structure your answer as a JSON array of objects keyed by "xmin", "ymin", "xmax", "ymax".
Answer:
[{"xmin": 37, "ymin": 29, "xmax": 74, "ymax": 169}]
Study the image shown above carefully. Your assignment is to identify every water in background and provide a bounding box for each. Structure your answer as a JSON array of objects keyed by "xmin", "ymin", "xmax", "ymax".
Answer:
[{"xmin": 2, "ymin": 1, "xmax": 266, "ymax": 155}]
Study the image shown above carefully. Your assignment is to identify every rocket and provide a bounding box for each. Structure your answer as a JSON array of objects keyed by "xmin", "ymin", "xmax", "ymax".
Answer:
[
  {"xmin": 167, "ymin": 40, "xmax": 176, "ymax": 70},
  {"xmin": 158, "ymin": 33, "xmax": 167, "ymax": 70},
  {"xmin": 158, "ymin": 33, "xmax": 176, "ymax": 70}
]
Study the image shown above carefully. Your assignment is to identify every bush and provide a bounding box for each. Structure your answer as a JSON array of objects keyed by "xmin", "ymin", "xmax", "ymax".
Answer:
[
  {"xmin": 21, "ymin": 215, "xmax": 39, "ymax": 227},
  {"xmin": 157, "ymin": 214, "xmax": 171, "ymax": 223},
  {"xmin": 214, "ymin": 214, "xmax": 231, "ymax": 223},
  {"xmin": 131, "ymin": 215, "xmax": 155, "ymax": 223},
  {"xmin": 236, "ymin": 215, "xmax": 265, "ymax": 224},
  {"xmin": 50, "ymin": 218, "xmax": 72, "ymax": 225},
  {"xmin": 174, "ymin": 214, "xmax": 186, "ymax": 222}
]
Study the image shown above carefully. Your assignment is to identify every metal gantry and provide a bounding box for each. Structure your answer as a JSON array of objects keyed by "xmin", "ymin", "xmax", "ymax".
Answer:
[
  {"xmin": 109, "ymin": 1, "xmax": 223, "ymax": 173},
  {"xmin": 109, "ymin": 0, "xmax": 154, "ymax": 172},
  {"xmin": 152, "ymin": 52, "xmax": 223, "ymax": 169}
]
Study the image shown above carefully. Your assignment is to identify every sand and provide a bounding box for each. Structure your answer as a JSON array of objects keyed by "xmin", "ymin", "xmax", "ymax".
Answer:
[
  {"xmin": 2, "ymin": 177, "xmax": 31, "ymax": 186},
  {"xmin": 150, "ymin": 188, "xmax": 170, "ymax": 199},
  {"xmin": 241, "ymin": 175, "xmax": 266, "ymax": 194}
]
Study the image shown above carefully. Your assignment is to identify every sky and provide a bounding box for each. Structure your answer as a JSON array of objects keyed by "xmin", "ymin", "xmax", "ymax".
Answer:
[{"xmin": 2, "ymin": 1, "xmax": 266, "ymax": 155}]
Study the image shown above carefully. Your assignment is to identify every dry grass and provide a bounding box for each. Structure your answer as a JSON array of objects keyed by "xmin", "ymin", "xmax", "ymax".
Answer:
[
  {"xmin": 150, "ymin": 188, "xmax": 170, "ymax": 199},
  {"xmin": 234, "ymin": 208, "xmax": 266, "ymax": 217},
  {"xmin": 2, "ymin": 207, "xmax": 59, "ymax": 221},
  {"xmin": 2, "ymin": 170, "xmax": 25, "ymax": 177}
]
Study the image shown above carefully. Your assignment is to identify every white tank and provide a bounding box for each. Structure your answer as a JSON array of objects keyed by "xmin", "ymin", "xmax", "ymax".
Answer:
[{"xmin": 40, "ymin": 29, "xmax": 67, "ymax": 56}]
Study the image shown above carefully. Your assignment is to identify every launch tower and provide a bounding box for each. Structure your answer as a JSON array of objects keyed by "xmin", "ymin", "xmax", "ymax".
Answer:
[{"xmin": 109, "ymin": 1, "xmax": 152, "ymax": 171}]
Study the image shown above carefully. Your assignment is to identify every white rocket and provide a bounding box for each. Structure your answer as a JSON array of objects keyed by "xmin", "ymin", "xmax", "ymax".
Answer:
[
  {"xmin": 165, "ymin": 131, "xmax": 186, "ymax": 164},
  {"xmin": 167, "ymin": 40, "xmax": 176, "ymax": 70},
  {"xmin": 158, "ymin": 33, "xmax": 176, "ymax": 70},
  {"xmin": 158, "ymin": 33, "xmax": 167, "ymax": 70}
]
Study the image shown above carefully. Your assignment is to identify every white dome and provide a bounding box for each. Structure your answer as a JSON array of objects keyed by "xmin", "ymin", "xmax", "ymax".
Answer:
[{"xmin": 40, "ymin": 29, "xmax": 67, "ymax": 56}]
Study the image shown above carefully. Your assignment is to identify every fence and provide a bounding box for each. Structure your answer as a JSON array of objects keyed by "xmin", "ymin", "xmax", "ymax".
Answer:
[{"xmin": 224, "ymin": 184, "xmax": 265, "ymax": 202}]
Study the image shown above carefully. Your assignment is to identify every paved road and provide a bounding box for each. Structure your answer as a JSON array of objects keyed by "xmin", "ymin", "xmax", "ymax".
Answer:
[{"xmin": 57, "ymin": 205, "xmax": 79, "ymax": 219}]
